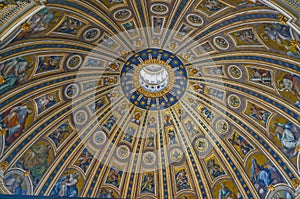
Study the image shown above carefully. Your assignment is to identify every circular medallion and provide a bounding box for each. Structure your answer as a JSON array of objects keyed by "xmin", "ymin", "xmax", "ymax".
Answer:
[
  {"xmin": 228, "ymin": 94, "xmax": 241, "ymax": 108},
  {"xmin": 170, "ymin": 148, "xmax": 183, "ymax": 162},
  {"xmin": 216, "ymin": 120, "xmax": 229, "ymax": 134},
  {"xmin": 74, "ymin": 110, "xmax": 88, "ymax": 125},
  {"xmin": 64, "ymin": 83, "xmax": 79, "ymax": 99},
  {"xmin": 84, "ymin": 28, "xmax": 101, "ymax": 41},
  {"xmin": 120, "ymin": 49, "xmax": 188, "ymax": 110},
  {"xmin": 143, "ymin": 152, "xmax": 156, "ymax": 165},
  {"xmin": 117, "ymin": 145, "xmax": 130, "ymax": 159},
  {"xmin": 114, "ymin": 9, "xmax": 132, "ymax": 21},
  {"xmin": 228, "ymin": 65, "xmax": 242, "ymax": 79},
  {"xmin": 151, "ymin": 4, "xmax": 169, "ymax": 15},
  {"xmin": 195, "ymin": 138, "xmax": 208, "ymax": 152},
  {"xmin": 67, "ymin": 55, "xmax": 83, "ymax": 70},
  {"xmin": 93, "ymin": 131, "xmax": 107, "ymax": 146},
  {"xmin": 187, "ymin": 14, "xmax": 203, "ymax": 27},
  {"xmin": 213, "ymin": 36, "xmax": 229, "ymax": 50}
]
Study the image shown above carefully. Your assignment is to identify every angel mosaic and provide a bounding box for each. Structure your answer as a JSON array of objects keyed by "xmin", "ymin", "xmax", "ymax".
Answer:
[
  {"xmin": 49, "ymin": 123, "xmax": 73, "ymax": 148},
  {"xmin": 141, "ymin": 172, "xmax": 155, "ymax": 194},
  {"xmin": 56, "ymin": 16, "xmax": 83, "ymax": 35},
  {"xmin": 106, "ymin": 166, "xmax": 123, "ymax": 188},
  {"xmin": 175, "ymin": 168, "xmax": 190, "ymax": 192},
  {"xmin": 228, "ymin": 131, "xmax": 254, "ymax": 159}
]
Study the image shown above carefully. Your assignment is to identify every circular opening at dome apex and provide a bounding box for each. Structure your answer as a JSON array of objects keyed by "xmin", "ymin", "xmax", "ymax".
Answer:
[{"xmin": 138, "ymin": 64, "xmax": 170, "ymax": 92}]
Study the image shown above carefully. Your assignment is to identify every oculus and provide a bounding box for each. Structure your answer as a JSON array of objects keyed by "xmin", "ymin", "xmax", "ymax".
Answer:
[{"xmin": 120, "ymin": 49, "xmax": 188, "ymax": 110}]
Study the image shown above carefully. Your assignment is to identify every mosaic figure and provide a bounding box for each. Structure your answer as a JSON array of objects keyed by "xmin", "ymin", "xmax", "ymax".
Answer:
[
  {"xmin": 141, "ymin": 172, "xmax": 155, "ymax": 194},
  {"xmin": 56, "ymin": 17, "xmax": 82, "ymax": 35},
  {"xmin": 98, "ymin": 188, "xmax": 117, "ymax": 198},
  {"xmin": 75, "ymin": 148, "xmax": 93, "ymax": 173},
  {"xmin": 146, "ymin": 131, "xmax": 155, "ymax": 148},
  {"xmin": 103, "ymin": 115, "xmax": 117, "ymax": 131},
  {"xmin": 177, "ymin": 24, "xmax": 193, "ymax": 38},
  {"xmin": 106, "ymin": 166, "xmax": 123, "ymax": 188},
  {"xmin": 35, "ymin": 92, "xmax": 58, "ymax": 114},
  {"xmin": 218, "ymin": 183, "xmax": 238, "ymax": 199},
  {"xmin": 167, "ymin": 129, "xmax": 177, "ymax": 145},
  {"xmin": 4, "ymin": 174, "xmax": 27, "ymax": 195},
  {"xmin": 175, "ymin": 169, "xmax": 190, "ymax": 191},
  {"xmin": 123, "ymin": 126, "xmax": 136, "ymax": 143},
  {"xmin": 0, "ymin": 57, "xmax": 33, "ymax": 94},
  {"xmin": 0, "ymin": 104, "xmax": 33, "ymax": 146},
  {"xmin": 49, "ymin": 123, "xmax": 72, "ymax": 148},
  {"xmin": 228, "ymin": 131, "xmax": 253, "ymax": 159},
  {"xmin": 89, "ymin": 99, "xmax": 105, "ymax": 114},
  {"xmin": 205, "ymin": 66, "xmax": 224, "ymax": 76},
  {"xmin": 200, "ymin": 106, "xmax": 215, "ymax": 122},
  {"xmin": 17, "ymin": 141, "xmax": 52, "ymax": 187},
  {"xmin": 232, "ymin": 29, "xmax": 260, "ymax": 45},
  {"xmin": 274, "ymin": 122, "xmax": 300, "ymax": 158},
  {"xmin": 27, "ymin": 8, "xmax": 58, "ymax": 35},
  {"xmin": 246, "ymin": 103, "xmax": 271, "ymax": 126},
  {"xmin": 51, "ymin": 172, "xmax": 80, "ymax": 197},
  {"xmin": 99, "ymin": 35, "xmax": 116, "ymax": 48},
  {"xmin": 198, "ymin": 0, "xmax": 226, "ymax": 15},
  {"xmin": 250, "ymin": 158, "xmax": 284, "ymax": 198},
  {"xmin": 37, "ymin": 56, "xmax": 61, "ymax": 74},
  {"xmin": 206, "ymin": 157, "xmax": 225, "ymax": 179},
  {"xmin": 153, "ymin": 17, "xmax": 164, "ymax": 32},
  {"xmin": 248, "ymin": 68, "xmax": 273, "ymax": 87},
  {"xmin": 261, "ymin": 23, "xmax": 300, "ymax": 59},
  {"xmin": 185, "ymin": 120, "xmax": 200, "ymax": 137},
  {"xmin": 278, "ymin": 73, "xmax": 300, "ymax": 108}
]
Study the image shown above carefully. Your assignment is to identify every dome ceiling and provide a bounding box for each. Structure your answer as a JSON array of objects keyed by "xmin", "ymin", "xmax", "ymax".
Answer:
[{"xmin": 0, "ymin": 0, "xmax": 299, "ymax": 199}]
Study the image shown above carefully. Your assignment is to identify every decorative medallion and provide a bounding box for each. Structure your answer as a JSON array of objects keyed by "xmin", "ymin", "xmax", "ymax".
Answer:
[
  {"xmin": 170, "ymin": 148, "xmax": 184, "ymax": 162},
  {"xmin": 64, "ymin": 83, "xmax": 80, "ymax": 99},
  {"xmin": 216, "ymin": 120, "xmax": 229, "ymax": 134},
  {"xmin": 83, "ymin": 28, "xmax": 101, "ymax": 41},
  {"xmin": 213, "ymin": 36, "xmax": 229, "ymax": 50},
  {"xmin": 228, "ymin": 94, "xmax": 241, "ymax": 109},
  {"xmin": 143, "ymin": 152, "xmax": 156, "ymax": 165},
  {"xmin": 67, "ymin": 55, "xmax": 83, "ymax": 70},
  {"xmin": 117, "ymin": 145, "xmax": 130, "ymax": 159},
  {"xmin": 74, "ymin": 110, "xmax": 88, "ymax": 125},
  {"xmin": 228, "ymin": 65, "xmax": 242, "ymax": 79},
  {"xmin": 151, "ymin": 4, "xmax": 169, "ymax": 15},
  {"xmin": 93, "ymin": 131, "xmax": 107, "ymax": 146},
  {"xmin": 195, "ymin": 138, "xmax": 208, "ymax": 152},
  {"xmin": 187, "ymin": 14, "xmax": 203, "ymax": 27},
  {"xmin": 114, "ymin": 9, "xmax": 132, "ymax": 21}
]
